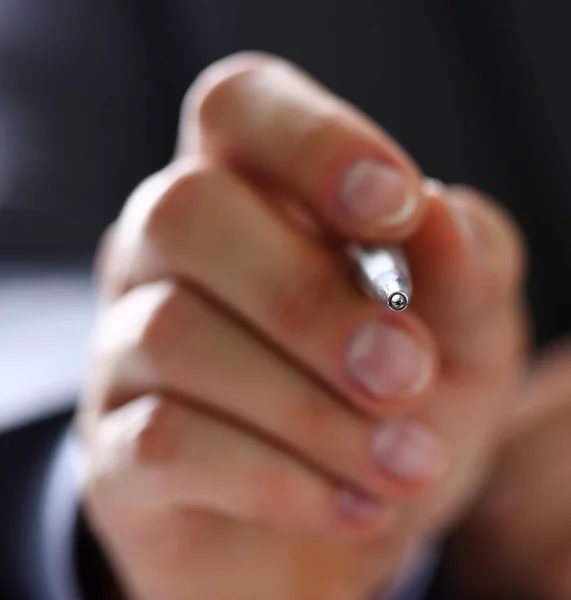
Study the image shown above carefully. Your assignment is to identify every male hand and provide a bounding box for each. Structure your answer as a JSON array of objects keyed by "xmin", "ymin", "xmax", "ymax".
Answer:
[
  {"xmin": 445, "ymin": 340, "xmax": 571, "ymax": 600},
  {"xmin": 80, "ymin": 53, "xmax": 527, "ymax": 600}
]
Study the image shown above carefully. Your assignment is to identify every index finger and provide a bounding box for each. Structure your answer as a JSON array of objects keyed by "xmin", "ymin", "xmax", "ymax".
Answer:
[{"xmin": 179, "ymin": 53, "xmax": 425, "ymax": 242}]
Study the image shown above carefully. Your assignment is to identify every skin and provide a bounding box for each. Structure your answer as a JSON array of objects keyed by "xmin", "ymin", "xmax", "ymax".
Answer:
[
  {"xmin": 79, "ymin": 53, "xmax": 528, "ymax": 600},
  {"xmin": 445, "ymin": 340, "xmax": 571, "ymax": 600}
]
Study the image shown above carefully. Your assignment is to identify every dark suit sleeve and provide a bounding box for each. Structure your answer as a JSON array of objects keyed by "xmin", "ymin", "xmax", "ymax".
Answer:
[
  {"xmin": 0, "ymin": 410, "xmax": 74, "ymax": 599},
  {"xmin": 0, "ymin": 0, "xmax": 173, "ymax": 260}
]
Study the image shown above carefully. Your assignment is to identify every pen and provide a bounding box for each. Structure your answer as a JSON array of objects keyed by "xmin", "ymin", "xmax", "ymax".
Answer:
[{"xmin": 348, "ymin": 244, "xmax": 411, "ymax": 311}]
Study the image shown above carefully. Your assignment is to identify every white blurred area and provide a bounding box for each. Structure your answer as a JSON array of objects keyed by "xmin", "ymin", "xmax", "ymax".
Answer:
[{"xmin": 0, "ymin": 266, "xmax": 94, "ymax": 431}]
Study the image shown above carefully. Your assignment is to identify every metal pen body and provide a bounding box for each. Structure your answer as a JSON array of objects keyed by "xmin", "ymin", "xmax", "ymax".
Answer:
[{"xmin": 348, "ymin": 244, "xmax": 411, "ymax": 311}]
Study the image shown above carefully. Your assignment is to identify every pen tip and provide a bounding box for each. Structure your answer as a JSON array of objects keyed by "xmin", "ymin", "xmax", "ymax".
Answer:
[{"xmin": 388, "ymin": 292, "xmax": 408, "ymax": 312}]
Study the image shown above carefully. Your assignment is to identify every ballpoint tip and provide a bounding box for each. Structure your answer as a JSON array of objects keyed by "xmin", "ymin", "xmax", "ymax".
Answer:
[{"xmin": 388, "ymin": 292, "xmax": 408, "ymax": 311}]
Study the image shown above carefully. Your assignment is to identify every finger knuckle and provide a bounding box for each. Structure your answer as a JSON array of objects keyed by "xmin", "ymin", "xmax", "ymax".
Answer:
[
  {"xmin": 188, "ymin": 53, "xmax": 280, "ymax": 129},
  {"xmin": 129, "ymin": 395, "xmax": 182, "ymax": 469},
  {"xmin": 83, "ymin": 396, "xmax": 183, "ymax": 522},
  {"xmin": 266, "ymin": 253, "xmax": 340, "ymax": 334},
  {"xmin": 139, "ymin": 160, "xmax": 219, "ymax": 256},
  {"xmin": 89, "ymin": 282, "xmax": 184, "ymax": 394},
  {"xmin": 134, "ymin": 282, "xmax": 188, "ymax": 373}
]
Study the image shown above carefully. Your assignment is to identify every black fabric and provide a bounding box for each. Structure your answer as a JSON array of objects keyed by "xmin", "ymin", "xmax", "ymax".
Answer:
[
  {"xmin": 77, "ymin": 509, "xmax": 123, "ymax": 600},
  {"xmin": 0, "ymin": 410, "xmax": 71, "ymax": 600}
]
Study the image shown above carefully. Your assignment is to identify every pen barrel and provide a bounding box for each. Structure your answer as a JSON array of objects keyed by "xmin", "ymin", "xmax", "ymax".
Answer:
[{"xmin": 348, "ymin": 245, "xmax": 411, "ymax": 308}]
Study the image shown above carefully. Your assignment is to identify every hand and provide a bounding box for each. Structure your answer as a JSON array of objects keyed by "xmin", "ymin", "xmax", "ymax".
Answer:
[
  {"xmin": 445, "ymin": 341, "xmax": 571, "ymax": 600},
  {"xmin": 79, "ymin": 53, "xmax": 527, "ymax": 600}
]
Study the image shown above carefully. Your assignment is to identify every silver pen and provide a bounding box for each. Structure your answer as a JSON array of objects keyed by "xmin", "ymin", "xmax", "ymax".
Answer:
[{"xmin": 348, "ymin": 244, "xmax": 411, "ymax": 311}]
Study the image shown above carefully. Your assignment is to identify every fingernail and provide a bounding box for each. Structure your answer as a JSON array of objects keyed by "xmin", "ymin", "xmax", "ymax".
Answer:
[
  {"xmin": 338, "ymin": 487, "xmax": 393, "ymax": 524},
  {"xmin": 373, "ymin": 420, "xmax": 445, "ymax": 481},
  {"xmin": 446, "ymin": 189, "xmax": 498, "ymax": 265},
  {"xmin": 340, "ymin": 160, "xmax": 417, "ymax": 226},
  {"xmin": 347, "ymin": 321, "xmax": 431, "ymax": 397}
]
